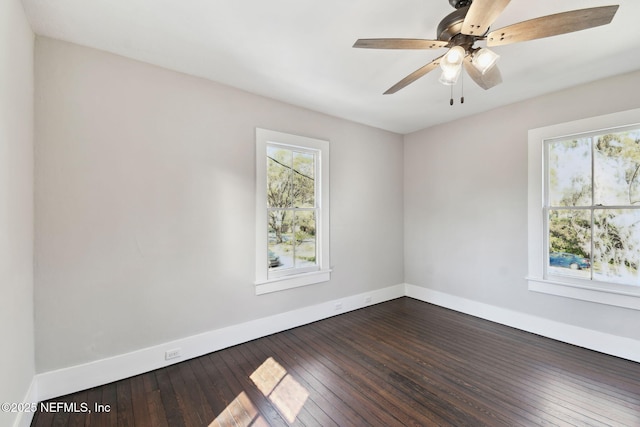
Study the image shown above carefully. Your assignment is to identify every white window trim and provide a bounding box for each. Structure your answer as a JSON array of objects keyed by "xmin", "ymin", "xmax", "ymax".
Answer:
[
  {"xmin": 255, "ymin": 128, "xmax": 331, "ymax": 295},
  {"xmin": 527, "ymin": 107, "xmax": 640, "ymax": 310}
]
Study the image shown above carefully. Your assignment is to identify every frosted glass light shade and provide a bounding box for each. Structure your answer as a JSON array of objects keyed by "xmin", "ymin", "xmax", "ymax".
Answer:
[
  {"xmin": 472, "ymin": 48, "xmax": 500, "ymax": 74},
  {"xmin": 440, "ymin": 46, "xmax": 465, "ymax": 71},
  {"xmin": 439, "ymin": 64, "xmax": 462, "ymax": 85}
]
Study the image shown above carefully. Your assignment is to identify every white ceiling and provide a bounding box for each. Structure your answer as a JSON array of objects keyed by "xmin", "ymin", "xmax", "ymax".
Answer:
[{"xmin": 21, "ymin": 0, "xmax": 640, "ymax": 134}]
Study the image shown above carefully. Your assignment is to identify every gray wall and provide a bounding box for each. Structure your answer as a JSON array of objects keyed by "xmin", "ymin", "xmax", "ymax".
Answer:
[
  {"xmin": 404, "ymin": 70, "xmax": 640, "ymax": 340},
  {"xmin": 0, "ymin": 0, "xmax": 35, "ymax": 425},
  {"xmin": 34, "ymin": 37, "xmax": 405, "ymax": 372}
]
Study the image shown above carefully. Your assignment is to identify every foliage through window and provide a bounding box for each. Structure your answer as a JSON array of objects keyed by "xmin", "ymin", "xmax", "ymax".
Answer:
[
  {"xmin": 545, "ymin": 126, "xmax": 640, "ymax": 286},
  {"xmin": 267, "ymin": 144, "xmax": 318, "ymax": 276}
]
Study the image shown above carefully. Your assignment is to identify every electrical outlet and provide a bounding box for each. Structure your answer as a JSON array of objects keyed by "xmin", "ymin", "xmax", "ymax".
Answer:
[
  {"xmin": 335, "ymin": 302, "xmax": 343, "ymax": 311},
  {"xmin": 364, "ymin": 296, "xmax": 372, "ymax": 304},
  {"xmin": 165, "ymin": 348, "xmax": 181, "ymax": 360}
]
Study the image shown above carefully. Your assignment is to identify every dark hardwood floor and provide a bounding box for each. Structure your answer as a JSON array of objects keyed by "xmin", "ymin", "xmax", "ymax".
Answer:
[{"xmin": 31, "ymin": 297, "xmax": 640, "ymax": 426}]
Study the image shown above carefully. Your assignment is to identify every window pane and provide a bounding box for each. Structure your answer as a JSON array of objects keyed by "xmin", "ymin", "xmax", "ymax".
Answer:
[
  {"xmin": 548, "ymin": 138, "xmax": 592, "ymax": 207},
  {"xmin": 548, "ymin": 209, "xmax": 591, "ymax": 279},
  {"xmin": 268, "ymin": 211, "xmax": 293, "ymax": 270},
  {"xmin": 594, "ymin": 130, "xmax": 640, "ymax": 206},
  {"xmin": 292, "ymin": 151, "xmax": 315, "ymax": 208},
  {"xmin": 266, "ymin": 145, "xmax": 320, "ymax": 275},
  {"xmin": 293, "ymin": 211, "xmax": 317, "ymax": 267},
  {"xmin": 267, "ymin": 147, "xmax": 292, "ymax": 208},
  {"xmin": 593, "ymin": 209, "xmax": 640, "ymax": 285}
]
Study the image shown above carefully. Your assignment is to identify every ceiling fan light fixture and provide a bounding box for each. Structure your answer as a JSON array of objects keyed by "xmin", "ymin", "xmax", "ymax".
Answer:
[
  {"xmin": 439, "ymin": 64, "xmax": 462, "ymax": 85},
  {"xmin": 440, "ymin": 46, "xmax": 466, "ymax": 71},
  {"xmin": 471, "ymin": 48, "xmax": 500, "ymax": 75}
]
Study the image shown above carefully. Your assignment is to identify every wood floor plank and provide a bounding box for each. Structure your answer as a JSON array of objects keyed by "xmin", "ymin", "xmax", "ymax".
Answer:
[
  {"xmin": 311, "ymin": 311, "xmax": 525, "ymax": 426},
  {"xmin": 416, "ymin": 299, "xmax": 640, "ymax": 423},
  {"xmin": 218, "ymin": 344, "xmax": 290, "ymax": 426},
  {"xmin": 31, "ymin": 297, "xmax": 640, "ymax": 427},
  {"xmin": 225, "ymin": 343, "xmax": 307, "ymax": 424},
  {"xmin": 176, "ymin": 362, "xmax": 217, "ymax": 424},
  {"xmin": 116, "ymin": 379, "xmax": 134, "ymax": 427},
  {"xmin": 193, "ymin": 354, "xmax": 237, "ymax": 416},
  {"xmin": 238, "ymin": 335, "xmax": 339, "ymax": 427},
  {"xmin": 358, "ymin": 301, "xmax": 628, "ymax": 425},
  {"xmin": 165, "ymin": 363, "xmax": 209, "ymax": 426},
  {"xmin": 29, "ymin": 408, "xmax": 51, "ymax": 427},
  {"xmin": 251, "ymin": 334, "xmax": 343, "ymax": 426},
  {"xmin": 141, "ymin": 372, "xmax": 170, "ymax": 427},
  {"xmin": 187, "ymin": 355, "xmax": 230, "ymax": 418},
  {"xmin": 285, "ymin": 326, "xmax": 429, "ymax": 426},
  {"xmin": 264, "ymin": 331, "xmax": 369, "ymax": 426},
  {"xmin": 315, "ymin": 308, "xmax": 524, "ymax": 426},
  {"xmin": 129, "ymin": 374, "xmax": 153, "ymax": 427},
  {"xmin": 369, "ymin": 300, "xmax": 640, "ymax": 425},
  {"xmin": 343, "ymin": 303, "xmax": 577, "ymax": 425},
  {"xmin": 155, "ymin": 368, "xmax": 187, "ymax": 427},
  {"xmin": 84, "ymin": 386, "xmax": 106, "ymax": 427}
]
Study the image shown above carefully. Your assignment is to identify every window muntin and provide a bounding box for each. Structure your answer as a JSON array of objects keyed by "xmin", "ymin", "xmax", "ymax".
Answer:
[{"xmin": 544, "ymin": 126, "xmax": 640, "ymax": 287}]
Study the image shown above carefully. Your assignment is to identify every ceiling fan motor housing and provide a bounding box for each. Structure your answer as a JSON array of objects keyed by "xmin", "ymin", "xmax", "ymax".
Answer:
[
  {"xmin": 449, "ymin": 0, "xmax": 472, "ymax": 9},
  {"xmin": 437, "ymin": 7, "xmax": 468, "ymax": 40},
  {"xmin": 437, "ymin": 4, "xmax": 485, "ymax": 54}
]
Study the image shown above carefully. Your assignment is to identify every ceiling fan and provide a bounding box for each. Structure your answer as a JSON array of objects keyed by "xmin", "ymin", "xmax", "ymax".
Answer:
[{"xmin": 353, "ymin": 0, "xmax": 619, "ymax": 97}]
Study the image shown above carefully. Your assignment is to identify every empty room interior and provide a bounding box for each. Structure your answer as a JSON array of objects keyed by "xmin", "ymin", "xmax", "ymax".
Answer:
[{"xmin": 4, "ymin": 0, "xmax": 640, "ymax": 426}]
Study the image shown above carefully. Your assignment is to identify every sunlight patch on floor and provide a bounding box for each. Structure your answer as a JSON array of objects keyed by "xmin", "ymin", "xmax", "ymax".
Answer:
[
  {"xmin": 210, "ymin": 356, "xmax": 309, "ymax": 426},
  {"xmin": 250, "ymin": 356, "xmax": 287, "ymax": 395},
  {"xmin": 209, "ymin": 391, "xmax": 267, "ymax": 427},
  {"xmin": 251, "ymin": 357, "xmax": 309, "ymax": 423},
  {"xmin": 266, "ymin": 370, "xmax": 309, "ymax": 423}
]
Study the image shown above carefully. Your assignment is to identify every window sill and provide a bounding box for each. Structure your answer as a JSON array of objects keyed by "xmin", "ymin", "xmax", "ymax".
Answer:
[
  {"xmin": 255, "ymin": 269, "xmax": 332, "ymax": 295},
  {"xmin": 527, "ymin": 276, "xmax": 640, "ymax": 310}
]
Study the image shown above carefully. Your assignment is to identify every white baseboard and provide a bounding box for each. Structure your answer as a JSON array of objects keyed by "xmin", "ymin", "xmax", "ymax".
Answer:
[
  {"xmin": 12, "ymin": 378, "xmax": 37, "ymax": 427},
  {"xmin": 36, "ymin": 284, "xmax": 405, "ymax": 402},
  {"xmin": 34, "ymin": 282, "xmax": 640, "ymax": 404},
  {"xmin": 404, "ymin": 283, "xmax": 640, "ymax": 363}
]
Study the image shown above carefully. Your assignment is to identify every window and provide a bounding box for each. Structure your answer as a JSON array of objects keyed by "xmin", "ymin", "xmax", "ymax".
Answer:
[
  {"xmin": 546, "ymin": 129, "xmax": 640, "ymax": 284},
  {"xmin": 255, "ymin": 129, "xmax": 330, "ymax": 294},
  {"xmin": 528, "ymin": 108, "xmax": 640, "ymax": 310}
]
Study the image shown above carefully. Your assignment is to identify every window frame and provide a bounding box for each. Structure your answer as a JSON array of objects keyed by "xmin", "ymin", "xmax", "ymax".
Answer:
[
  {"xmin": 255, "ymin": 128, "xmax": 331, "ymax": 295},
  {"xmin": 528, "ymin": 108, "xmax": 640, "ymax": 310}
]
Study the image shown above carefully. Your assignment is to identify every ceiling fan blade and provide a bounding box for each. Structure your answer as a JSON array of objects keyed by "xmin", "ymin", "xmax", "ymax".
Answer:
[
  {"xmin": 353, "ymin": 39, "xmax": 449, "ymax": 50},
  {"xmin": 461, "ymin": 0, "xmax": 511, "ymax": 36},
  {"xmin": 486, "ymin": 5, "xmax": 619, "ymax": 47},
  {"xmin": 463, "ymin": 57, "xmax": 502, "ymax": 90},
  {"xmin": 384, "ymin": 56, "xmax": 443, "ymax": 94}
]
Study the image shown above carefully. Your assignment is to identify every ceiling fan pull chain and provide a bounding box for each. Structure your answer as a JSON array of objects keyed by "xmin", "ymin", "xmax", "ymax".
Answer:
[
  {"xmin": 461, "ymin": 70, "xmax": 465, "ymax": 104},
  {"xmin": 449, "ymin": 84, "xmax": 454, "ymax": 106}
]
